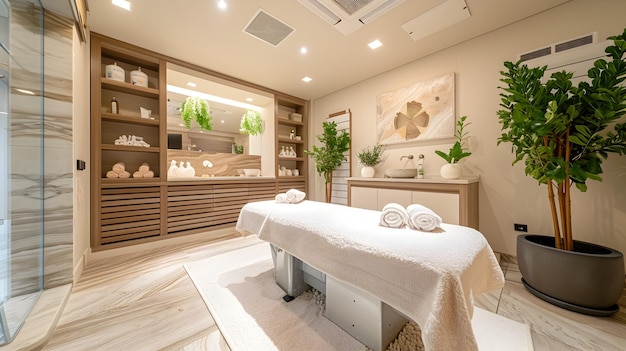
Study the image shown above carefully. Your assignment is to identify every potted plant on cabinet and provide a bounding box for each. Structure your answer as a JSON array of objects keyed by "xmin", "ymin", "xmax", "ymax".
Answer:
[
  {"xmin": 435, "ymin": 115, "xmax": 472, "ymax": 179},
  {"xmin": 304, "ymin": 121, "xmax": 351, "ymax": 202},
  {"xmin": 497, "ymin": 28, "xmax": 626, "ymax": 316},
  {"xmin": 356, "ymin": 144, "xmax": 386, "ymax": 177},
  {"xmin": 239, "ymin": 109, "xmax": 263, "ymax": 135},
  {"xmin": 180, "ymin": 96, "xmax": 212, "ymax": 131}
]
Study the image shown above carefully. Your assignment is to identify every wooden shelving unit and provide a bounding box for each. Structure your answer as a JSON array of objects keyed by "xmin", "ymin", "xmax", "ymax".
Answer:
[
  {"xmin": 90, "ymin": 33, "xmax": 167, "ymax": 250},
  {"xmin": 275, "ymin": 94, "xmax": 309, "ymax": 193},
  {"xmin": 90, "ymin": 34, "xmax": 309, "ymax": 251}
]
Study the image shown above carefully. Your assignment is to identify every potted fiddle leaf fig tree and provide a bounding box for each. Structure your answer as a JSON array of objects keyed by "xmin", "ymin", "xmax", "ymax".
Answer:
[
  {"xmin": 305, "ymin": 121, "xmax": 351, "ymax": 203},
  {"xmin": 497, "ymin": 28, "xmax": 626, "ymax": 315},
  {"xmin": 181, "ymin": 96, "xmax": 212, "ymax": 131}
]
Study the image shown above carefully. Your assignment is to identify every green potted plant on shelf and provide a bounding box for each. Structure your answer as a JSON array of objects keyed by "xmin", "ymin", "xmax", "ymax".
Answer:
[
  {"xmin": 305, "ymin": 121, "xmax": 351, "ymax": 202},
  {"xmin": 239, "ymin": 109, "xmax": 263, "ymax": 136},
  {"xmin": 180, "ymin": 96, "xmax": 212, "ymax": 131},
  {"xmin": 435, "ymin": 115, "xmax": 472, "ymax": 179},
  {"xmin": 497, "ymin": 28, "xmax": 626, "ymax": 315},
  {"xmin": 356, "ymin": 144, "xmax": 386, "ymax": 178}
]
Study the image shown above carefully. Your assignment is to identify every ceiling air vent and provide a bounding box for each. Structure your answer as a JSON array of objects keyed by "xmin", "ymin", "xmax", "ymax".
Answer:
[
  {"xmin": 243, "ymin": 9, "xmax": 295, "ymax": 46},
  {"xmin": 297, "ymin": 0, "xmax": 405, "ymax": 35},
  {"xmin": 555, "ymin": 34, "xmax": 594, "ymax": 53},
  {"xmin": 519, "ymin": 47, "xmax": 552, "ymax": 62},
  {"xmin": 401, "ymin": 0, "xmax": 471, "ymax": 42}
]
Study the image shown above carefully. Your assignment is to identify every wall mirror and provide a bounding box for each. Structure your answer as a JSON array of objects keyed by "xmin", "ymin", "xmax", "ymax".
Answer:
[{"xmin": 166, "ymin": 63, "xmax": 274, "ymax": 156}]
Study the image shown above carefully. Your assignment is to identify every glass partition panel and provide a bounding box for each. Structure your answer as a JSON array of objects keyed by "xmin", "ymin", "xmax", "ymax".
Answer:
[{"xmin": 0, "ymin": 0, "xmax": 44, "ymax": 345}]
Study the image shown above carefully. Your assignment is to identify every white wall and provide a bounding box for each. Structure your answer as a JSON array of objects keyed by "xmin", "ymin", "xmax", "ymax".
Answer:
[
  {"xmin": 72, "ymin": 28, "xmax": 91, "ymax": 283},
  {"xmin": 309, "ymin": 0, "xmax": 626, "ymax": 259}
]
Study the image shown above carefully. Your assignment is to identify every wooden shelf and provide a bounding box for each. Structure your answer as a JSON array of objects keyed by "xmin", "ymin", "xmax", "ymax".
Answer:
[
  {"xmin": 277, "ymin": 176, "xmax": 306, "ymax": 181},
  {"xmin": 278, "ymin": 137, "xmax": 304, "ymax": 144},
  {"xmin": 278, "ymin": 156, "xmax": 304, "ymax": 161},
  {"xmin": 101, "ymin": 144, "xmax": 160, "ymax": 153},
  {"xmin": 101, "ymin": 177, "xmax": 162, "ymax": 185},
  {"xmin": 102, "ymin": 112, "xmax": 160, "ymax": 126},
  {"xmin": 101, "ymin": 78, "xmax": 160, "ymax": 98},
  {"xmin": 276, "ymin": 118, "xmax": 304, "ymax": 126}
]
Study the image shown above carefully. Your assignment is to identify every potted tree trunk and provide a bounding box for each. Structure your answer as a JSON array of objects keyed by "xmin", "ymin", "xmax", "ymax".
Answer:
[
  {"xmin": 305, "ymin": 121, "xmax": 351, "ymax": 203},
  {"xmin": 497, "ymin": 28, "xmax": 626, "ymax": 316}
]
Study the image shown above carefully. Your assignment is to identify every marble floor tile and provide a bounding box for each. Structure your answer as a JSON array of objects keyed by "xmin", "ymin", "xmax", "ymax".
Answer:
[{"xmin": 32, "ymin": 233, "xmax": 626, "ymax": 351}]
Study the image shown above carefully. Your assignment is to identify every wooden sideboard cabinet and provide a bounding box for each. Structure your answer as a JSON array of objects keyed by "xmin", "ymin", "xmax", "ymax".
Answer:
[{"xmin": 347, "ymin": 177, "xmax": 479, "ymax": 229}]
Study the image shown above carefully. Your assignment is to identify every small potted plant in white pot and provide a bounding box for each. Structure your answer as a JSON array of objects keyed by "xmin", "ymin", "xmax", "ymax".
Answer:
[
  {"xmin": 356, "ymin": 144, "xmax": 386, "ymax": 177},
  {"xmin": 435, "ymin": 115, "xmax": 471, "ymax": 179}
]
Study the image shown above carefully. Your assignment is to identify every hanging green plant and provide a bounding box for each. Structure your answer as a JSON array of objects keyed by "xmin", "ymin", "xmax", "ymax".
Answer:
[
  {"xmin": 180, "ymin": 96, "xmax": 212, "ymax": 131},
  {"xmin": 239, "ymin": 109, "xmax": 263, "ymax": 135}
]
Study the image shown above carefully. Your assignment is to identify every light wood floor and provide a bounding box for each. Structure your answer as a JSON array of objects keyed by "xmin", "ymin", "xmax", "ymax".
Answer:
[{"xmin": 43, "ymin": 232, "xmax": 626, "ymax": 351}]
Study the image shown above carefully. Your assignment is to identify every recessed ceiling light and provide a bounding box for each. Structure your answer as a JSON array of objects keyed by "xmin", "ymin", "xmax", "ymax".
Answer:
[
  {"xmin": 217, "ymin": 0, "xmax": 227, "ymax": 10},
  {"xmin": 246, "ymin": 97, "xmax": 254, "ymax": 102},
  {"xmin": 221, "ymin": 120, "xmax": 225, "ymax": 124},
  {"xmin": 112, "ymin": 0, "xmax": 131, "ymax": 11},
  {"xmin": 368, "ymin": 39, "xmax": 383, "ymax": 50},
  {"xmin": 300, "ymin": 46, "xmax": 308, "ymax": 54},
  {"xmin": 302, "ymin": 76, "xmax": 312, "ymax": 83},
  {"xmin": 187, "ymin": 82, "xmax": 197, "ymax": 88}
]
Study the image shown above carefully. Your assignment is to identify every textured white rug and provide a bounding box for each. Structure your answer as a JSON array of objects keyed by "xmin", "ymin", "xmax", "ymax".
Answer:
[{"xmin": 185, "ymin": 242, "xmax": 533, "ymax": 351}]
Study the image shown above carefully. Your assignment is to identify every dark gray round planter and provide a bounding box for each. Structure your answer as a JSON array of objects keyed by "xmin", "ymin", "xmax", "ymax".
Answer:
[{"xmin": 517, "ymin": 234, "xmax": 625, "ymax": 316}]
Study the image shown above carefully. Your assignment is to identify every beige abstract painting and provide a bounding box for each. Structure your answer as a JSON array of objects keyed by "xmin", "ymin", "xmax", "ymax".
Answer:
[{"xmin": 376, "ymin": 73, "xmax": 455, "ymax": 144}]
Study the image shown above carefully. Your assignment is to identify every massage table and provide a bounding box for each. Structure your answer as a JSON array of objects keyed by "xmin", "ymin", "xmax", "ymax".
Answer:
[{"xmin": 236, "ymin": 200, "xmax": 505, "ymax": 351}]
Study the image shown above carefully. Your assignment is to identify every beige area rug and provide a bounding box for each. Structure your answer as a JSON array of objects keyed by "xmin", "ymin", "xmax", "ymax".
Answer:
[{"xmin": 185, "ymin": 242, "xmax": 533, "ymax": 351}]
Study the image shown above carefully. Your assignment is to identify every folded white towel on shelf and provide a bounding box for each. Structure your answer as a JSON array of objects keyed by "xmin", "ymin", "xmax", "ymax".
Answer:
[
  {"xmin": 112, "ymin": 162, "xmax": 125, "ymax": 173},
  {"xmin": 407, "ymin": 204, "xmax": 442, "ymax": 232},
  {"xmin": 138, "ymin": 162, "xmax": 150, "ymax": 173},
  {"xmin": 275, "ymin": 189, "xmax": 306, "ymax": 204},
  {"xmin": 379, "ymin": 203, "xmax": 408, "ymax": 228}
]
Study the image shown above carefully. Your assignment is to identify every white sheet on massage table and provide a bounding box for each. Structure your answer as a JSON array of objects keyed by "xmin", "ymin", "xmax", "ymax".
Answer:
[{"xmin": 236, "ymin": 200, "xmax": 505, "ymax": 351}]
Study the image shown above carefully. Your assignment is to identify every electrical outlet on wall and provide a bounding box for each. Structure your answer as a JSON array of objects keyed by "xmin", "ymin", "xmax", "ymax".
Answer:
[{"xmin": 514, "ymin": 223, "xmax": 528, "ymax": 232}]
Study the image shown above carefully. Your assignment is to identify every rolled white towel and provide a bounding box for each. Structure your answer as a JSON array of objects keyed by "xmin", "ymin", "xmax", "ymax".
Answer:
[
  {"xmin": 138, "ymin": 162, "xmax": 150, "ymax": 173},
  {"xmin": 407, "ymin": 204, "xmax": 442, "ymax": 232},
  {"xmin": 285, "ymin": 189, "xmax": 306, "ymax": 204},
  {"xmin": 112, "ymin": 162, "xmax": 125, "ymax": 173},
  {"xmin": 275, "ymin": 193, "xmax": 287, "ymax": 203},
  {"xmin": 106, "ymin": 170, "xmax": 118, "ymax": 179},
  {"xmin": 379, "ymin": 203, "xmax": 408, "ymax": 228}
]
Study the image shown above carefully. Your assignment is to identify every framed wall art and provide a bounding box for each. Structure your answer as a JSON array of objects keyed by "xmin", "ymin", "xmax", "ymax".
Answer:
[{"xmin": 376, "ymin": 73, "xmax": 455, "ymax": 145}]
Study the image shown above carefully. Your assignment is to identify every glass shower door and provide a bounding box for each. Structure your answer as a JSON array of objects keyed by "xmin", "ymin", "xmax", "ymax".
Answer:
[{"xmin": 0, "ymin": 0, "xmax": 44, "ymax": 345}]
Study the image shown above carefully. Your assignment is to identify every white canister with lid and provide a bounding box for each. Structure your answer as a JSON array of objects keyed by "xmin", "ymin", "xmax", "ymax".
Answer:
[
  {"xmin": 105, "ymin": 62, "xmax": 125, "ymax": 82},
  {"xmin": 130, "ymin": 67, "xmax": 148, "ymax": 87}
]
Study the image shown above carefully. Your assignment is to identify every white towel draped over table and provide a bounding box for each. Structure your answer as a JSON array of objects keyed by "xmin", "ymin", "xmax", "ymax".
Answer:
[{"xmin": 236, "ymin": 200, "xmax": 504, "ymax": 351}]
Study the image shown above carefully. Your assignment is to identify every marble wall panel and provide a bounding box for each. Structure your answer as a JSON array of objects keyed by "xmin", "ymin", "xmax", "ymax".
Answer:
[{"xmin": 42, "ymin": 11, "xmax": 74, "ymax": 290}]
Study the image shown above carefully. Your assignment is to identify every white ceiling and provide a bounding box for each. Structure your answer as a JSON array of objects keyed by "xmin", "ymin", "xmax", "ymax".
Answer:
[{"xmin": 64, "ymin": 0, "xmax": 570, "ymax": 100}]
